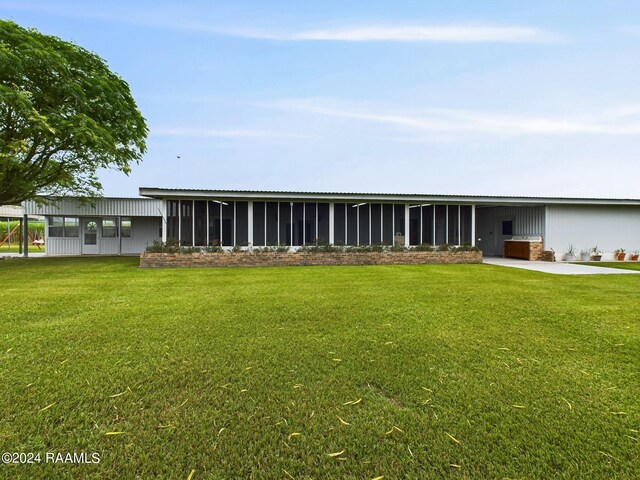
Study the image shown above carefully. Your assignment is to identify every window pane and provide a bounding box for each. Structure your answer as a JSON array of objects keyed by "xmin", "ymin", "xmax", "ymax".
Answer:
[
  {"xmin": 235, "ymin": 201, "xmax": 248, "ymax": 246},
  {"xmin": 121, "ymin": 217, "xmax": 132, "ymax": 238},
  {"xmin": 291, "ymin": 203, "xmax": 304, "ymax": 246},
  {"xmin": 382, "ymin": 204, "xmax": 393, "ymax": 245},
  {"xmin": 194, "ymin": 201, "xmax": 207, "ymax": 246},
  {"xmin": 279, "ymin": 202, "xmax": 291, "ymax": 246},
  {"xmin": 208, "ymin": 202, "xmax": 221, "ymax": 245},
  {"xmin": 334, "ymin": 203, "xmax": 345, "ymax": 245},
  {"xmin": 393, "ymin": 204, "xmax": 405, "ymax": 236},
  {"xmin": 222, "ymin": 202, "xmax": 234, "ymax": 246},
  {"xmin": 253, "ymin": 202, "xmax": 265, "ymax": 246},
  {"xmin": 435, "ymin": 205, "xmax": 446, "ymax": 245},
  {"xmin": 448, "ymin": 205, "xmax": 460, "ymax": 245},
  {"xmin": 49, "ymin": 216, "xmax": 64, "ymax": 237},
  {"xmin": 358, "ymin": 204, "xmax": 370, "ymax": 245},
  {"xmin": 64, "ymin": 217, "xmax": 79, "ymax": 237},
  {"xmin": 317, "ymin": 203, "xmax": 329, "ymax": 244},
  {"xmin": 180, "ymin": 201, "xmax": 193, "ymax": 246},
  {"xmin": 102, "ymin": 218, "xmax": 118, "ymax": 238},
  {"xmin": 346, "ymin": 203, "xmax": 357, "ymax": 246},
  {"xmin": 370, "ymin": 204, "xmax": 381, "ymax": 244},
  {"xmin": 422, "ymin": 205, "xmax": 434, "ymax": 245},
  {"xmin": 266, "ymin": 202, "xmax": 278, "ymax": 246},
  {"xmin": 461, "ymin": 205, "xmax": 472, "ymax": 244},
  {"xmin": 167, "ymin": 200, "xmax": 179, "ymax": 242},
  {"xmin": 304, "ymin": 203, "xmax": 316, "ymax": 244},
  {"xmin": 409, "ymin": 206, "xmax": 421, "ymax": 245}
]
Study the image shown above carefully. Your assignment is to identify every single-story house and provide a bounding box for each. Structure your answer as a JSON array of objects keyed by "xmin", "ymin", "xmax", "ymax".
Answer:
[{"xmin": 21, "ymin": 188, "xmax": 640, "ymax": 260}]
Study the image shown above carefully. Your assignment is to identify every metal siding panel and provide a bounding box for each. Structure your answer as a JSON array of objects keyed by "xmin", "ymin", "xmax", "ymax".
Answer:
[
  {"xmin": 546, "ymin": 205, "xmax": 640, "ymax": 259},
  {"xmin": 121, "ymin": 217, "xmax": 161, "ymax": 254},
  {"xmin": 23, "ymin": 198, "xmax": 162, "ymax": 217}
]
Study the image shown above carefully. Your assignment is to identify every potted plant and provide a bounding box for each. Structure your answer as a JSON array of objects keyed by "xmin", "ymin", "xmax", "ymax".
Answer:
[
  {"xmin": 614, "ymin": 248, "xmax": 626, "ymax": 261},
  {"xmin": 630, "ymin": 250, "xmax": 639, "ymax": 261},
  {"xmin": 564, "ymin": 244, "xmax": 576, "ymax": 262},
  {"xmin": 590, "ymin": 246, "xmax": 602, "ymax": 261},
  {"xmin": 579, "ymin": 249, "xmax": 590, "ymax": 262}
]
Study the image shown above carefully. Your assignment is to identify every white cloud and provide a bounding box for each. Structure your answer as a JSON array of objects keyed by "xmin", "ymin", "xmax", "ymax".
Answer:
[
  {"xmin": 265, "ymin": 98, "xmax": 640, "ymax": 136},
  {"xmin": 218, "ymin": 24, "xmax": 561, "ymax": 43}
]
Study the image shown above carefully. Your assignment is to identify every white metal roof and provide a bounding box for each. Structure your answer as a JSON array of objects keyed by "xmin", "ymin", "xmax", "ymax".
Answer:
[{"xmin": 138, "ymin": 187, "xmax": 640, "ymax": 207}]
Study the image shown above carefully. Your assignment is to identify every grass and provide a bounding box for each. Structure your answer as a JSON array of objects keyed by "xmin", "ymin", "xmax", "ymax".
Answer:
[
  {"xmin": 0, "ymin": 257, "xmax": 638, "ymax": 479},
  {"xmin": 580, "ymin": 261, "xmax": 640, "ymax": 272},
  {"xmin": 0, "ymin": 243, "xmax": 45, "ymax": 254}
]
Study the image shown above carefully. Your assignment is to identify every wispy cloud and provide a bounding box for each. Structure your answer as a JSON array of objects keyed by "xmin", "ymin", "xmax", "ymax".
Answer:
[
  {"xmin": 216, "ymin": 24, "xmax": 561, "ymax": 43},
  {"xmin": 0, "ymin": 2, "xmax": 561, "ymax": 44},
  {"xmin": 151, "ymin": 126, "xmax": 313, "ymax": 140},
  {"xmin": 265, "ymin": 98, "xmax": 640, "ymax": 136}
]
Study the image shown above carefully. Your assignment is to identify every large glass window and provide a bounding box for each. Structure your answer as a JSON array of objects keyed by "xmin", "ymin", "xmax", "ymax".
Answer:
[
  {"xmin": 102, "ymin": 218, "xmax": 118, "ymax": 238},
  {"xmin": 292, "ymin": 202, "xmax": 304, "ymax": 246},
  {"xmin": 167, "ymin": 200, "xmax": 179, "ymax": 242},
  {"xmin": 370, "ymin": 204, "xmax": 382, "ymax": 244},
  {"xmin": 235, "ymin": 201, "xmax": 248, "ymax": 246},
  {"xmin": 334, "ymin": 203, "xmax": 345, "ymax": 245},
  {"xmin": 435, "ymin": 205, "xmax": 446, "ymax": 245},
  {"xmin": 194, "ymin": 201, "xmax": 207, "ymax": 246},
  {"xmin": 409, "ymin": 206, "xmax": 421, "ymax": 245},
  {"xmin": 346, "ymin": 203, "xmax": 357, "ymax": 246},
  {"xmin": 304, "ymin": 203, "xmax": 316, "ymax": 244},
  {"xmin": 461, "ymin": 205, "xmax": 472, "ymax": 244},
  {"xmin": 49, "ymin": 217, "xmax": 64, "ymax": 237},
  {"xmin": 448, "ymin": 205, "xmax": 460, "ymax": 245},
  {"xmin": 120, "ymin": 217, "xmax": 131, "ymax": 238},
  {"xmin": 279, "ymin": 202, "xmax": 291, "ymax": 246},
  {"xmin": 422, "ymin": 205, "xmax": 434, "ymax": 245},
  {"xmin": 382, "ymin": 204, "xmax": 393, "ymax": 245},
  {"xmin": 253, "ymin": 202, "xmax": 265, "ymax": 246},
  {"xmin": 222, "ymin": 202, "xmax": 234, "ymax": 246},
  {"xmin": 317, "ymin": 203, "xmax": 329, "ymax": 244},
  {"xmin": 180, "ymin": 201, "xmax": 193, "ymax": 246},
  {"xmin": 266, "ymin": 202, "xmax": 278, "ymax": 246},
  {"xmin": 357, "ymin": 204, "xmax": 370, "ymax": 245},
  {"xmin": 208, "ymin": 201, "xmax": 221, "ymax": 245},
  {"xmin": 64, "ymin": 217, "xmax": 79, "ymax": 237}
]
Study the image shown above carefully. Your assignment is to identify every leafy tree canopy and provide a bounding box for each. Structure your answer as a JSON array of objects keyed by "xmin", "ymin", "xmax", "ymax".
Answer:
[{"xmin": 0, "ymin": 20, "xmax": 148, "ymax": 205}]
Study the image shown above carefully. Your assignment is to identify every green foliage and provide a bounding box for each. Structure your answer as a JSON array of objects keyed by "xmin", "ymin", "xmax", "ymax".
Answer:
[
  {"xmin": 0, "ymin": 219, "xmax": 44, "ymax": 241},
  {"xmin": 0, "ymin": 257, "xmax": 638, "ymax": 478},
  {"xmin": 0, "ymin": 20, "xmax": 148, "ymax": 204}
]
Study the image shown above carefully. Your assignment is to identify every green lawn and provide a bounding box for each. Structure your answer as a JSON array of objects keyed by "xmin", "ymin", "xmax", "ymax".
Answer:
[
  {"xmin": 0, "ymin": 243, "xmax": 45, "ymax": 254},
  {"xmin": 580, "ymin": 261, "xmax": 640, "ymax": 271},
  {"xmin": 0, "ymin": 258, "xmax": 638, "ymax": 479}
]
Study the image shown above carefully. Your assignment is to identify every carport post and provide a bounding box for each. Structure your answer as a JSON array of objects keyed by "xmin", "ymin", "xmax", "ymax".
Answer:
[
  {"xmin": 23, "ymin": 214, "xmax": 29, "ymax": 258},
  {"xmin": 471, "ymin": 205, "xmax": 476, "ymax": 247}
]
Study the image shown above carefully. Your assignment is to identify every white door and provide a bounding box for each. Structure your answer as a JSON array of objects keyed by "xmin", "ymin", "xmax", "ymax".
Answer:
[
  {"xmin": 82, "ymin": 218, "xmax": 99, "ymax": 254},
  {"xmin": 496, "ymin": 217, "xmax": 514, "ymax": 256}
]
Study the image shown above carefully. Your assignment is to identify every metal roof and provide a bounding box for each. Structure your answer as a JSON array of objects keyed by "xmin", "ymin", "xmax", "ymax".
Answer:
[{"xmin": 138, "ymin": 187, "xmax": 640, "ymax": 207}]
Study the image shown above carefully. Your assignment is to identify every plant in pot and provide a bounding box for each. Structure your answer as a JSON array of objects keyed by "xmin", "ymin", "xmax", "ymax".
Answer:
[
  {"xmin": 579, "ymin": 249, "xmax": 590, "ymax": 262},
  {"xmin": 564, "ymin": 244, "xmax": 576, "ymax": 262},
  {"xmin": 630, "ymin": 250, "xmax": 639, "ymax": 261},
  {"xmin": 614, "ymin": 248, "xmax": 626, "ymax": 261},
  {"xmin": 590, "ymin": 246, "xmax": 602, "ymax": 261}
]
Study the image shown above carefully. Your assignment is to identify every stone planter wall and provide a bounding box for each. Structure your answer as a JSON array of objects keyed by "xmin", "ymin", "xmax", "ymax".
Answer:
[{"xmin": 140, "ymin": 250, "xmax": 483, "ymax": 268}]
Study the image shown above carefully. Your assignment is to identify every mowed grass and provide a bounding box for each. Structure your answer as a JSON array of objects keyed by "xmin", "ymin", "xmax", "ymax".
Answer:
[{"xmin": 0, "ymin": 258, "xmax": 638, "ymax": 479}]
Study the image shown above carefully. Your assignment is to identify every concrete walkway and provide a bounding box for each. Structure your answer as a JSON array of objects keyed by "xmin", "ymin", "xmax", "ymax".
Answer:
[{"xmin": 483, "ymin": 257, "xmax": 640, "ymax": 275}]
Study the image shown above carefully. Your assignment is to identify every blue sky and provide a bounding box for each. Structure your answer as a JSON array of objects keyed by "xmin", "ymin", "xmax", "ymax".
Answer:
[{"xmin": 3, "ymin": 1, "xmax": 640, "ymax": 198}]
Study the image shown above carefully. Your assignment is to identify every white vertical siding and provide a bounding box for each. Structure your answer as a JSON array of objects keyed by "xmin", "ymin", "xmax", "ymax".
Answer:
[
  {"xmin": 121, "ymin": 217, "xmax": 161, "ymax": 254},
  {"xmin": 545, "ymin": 205, "xmax": 640, "ymax": 260},
  {"xmin": 23, "ymin": 198, "xmax": 162, "ymax": 217}
]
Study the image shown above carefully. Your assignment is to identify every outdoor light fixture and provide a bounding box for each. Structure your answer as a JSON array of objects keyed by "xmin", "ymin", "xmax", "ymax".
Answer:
[
  {"xmin": 352, "ymin": 203, "xmax": 367, "ymax": 208},
  {"xmin": 409, "ymin": 204, "xmax": 432, "ymax": 208},
  {"xmin": 211, "ymin": 200, "xmax": 228, "ymax": 206}
]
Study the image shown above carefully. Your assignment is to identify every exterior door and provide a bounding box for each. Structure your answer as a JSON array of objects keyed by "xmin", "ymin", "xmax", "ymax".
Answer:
[
  {"xmin": 496, "ymin": 217, "xmax": 514, "ymax": 256},
  {"xmin": 82, "ymin": 218, "xmax": 99, "ymax": 254}
]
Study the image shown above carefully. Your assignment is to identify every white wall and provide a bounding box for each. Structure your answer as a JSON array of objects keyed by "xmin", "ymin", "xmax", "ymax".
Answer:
[{"xmin": 545, "ymin": 205, "xmax": 640, "ymax": 260}]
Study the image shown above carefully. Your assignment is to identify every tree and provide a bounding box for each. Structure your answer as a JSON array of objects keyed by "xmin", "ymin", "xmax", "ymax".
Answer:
[{"xmin": 0, "ymin": 20, "xmax": 148, "ymax": 205}]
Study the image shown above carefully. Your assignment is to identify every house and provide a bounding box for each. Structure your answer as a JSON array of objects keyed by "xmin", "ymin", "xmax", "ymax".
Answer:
[{"xmin": 22, "ymin": 188, "xmax": 640, "ymax": 260}]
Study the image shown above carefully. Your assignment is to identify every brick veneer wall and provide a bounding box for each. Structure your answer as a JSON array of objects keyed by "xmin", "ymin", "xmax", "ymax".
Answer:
[{"xmin": 140, "ymin": 251, "xmax": 483, "ymax": 268}]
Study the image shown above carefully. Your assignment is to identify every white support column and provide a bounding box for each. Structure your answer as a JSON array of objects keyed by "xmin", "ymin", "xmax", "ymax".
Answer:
[
  {"xmin": 192, "ymin": 200, "xmax": 195, "ymax": 247},
  {"xmin": 356, "ymin": 205, "xmax": 360, "ymax": 245},
  {"xmin": 404, "ymin": 204, "xmax": 410, "ymax": 246},
  {"xmin": 247, "ymin": 201, "xmax": 253, "ymax": 247},
  {"xmin": 445, "ymin": 205, "xmax": 449, "ymax": 244},
  {"xmin": 329, "ymin": 203, "xmax": 335, "ymax": 244},
  {"xmin": 432, "ymin": 206, "xmax": 436, "ymax": 246},
  {"xmin": 178, "ymin": 200, "xmax": 181, "ymax": 245},
  {"xmin": 458, "ymin": 205, "xmax": 461, "ymax": 246},
  {"xmin": 471, "ymin": 204, "xmax": 476, "ymax": 247},
  {"xmin": 161, "ymin": 199, "xmax": 167, "ymax": 242},
  {"xmin": 206, "ymin": 201, "xmax": 210, "ymax": 246}
]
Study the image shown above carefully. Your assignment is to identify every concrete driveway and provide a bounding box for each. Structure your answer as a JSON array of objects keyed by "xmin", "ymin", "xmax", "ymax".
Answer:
[{"xmin": 483, "ymin": 257, "xmax": 640, "ymax": 275}]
